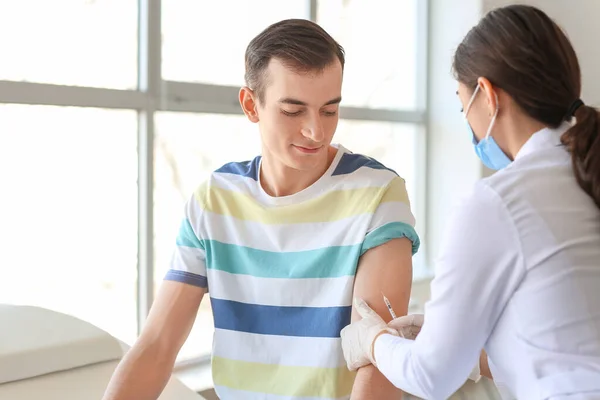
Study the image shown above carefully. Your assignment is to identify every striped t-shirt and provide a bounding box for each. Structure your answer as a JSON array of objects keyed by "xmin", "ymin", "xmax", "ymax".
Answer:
[{"xmin": 165, "ymin": 144, "xmax": 420, "ymax": 400}]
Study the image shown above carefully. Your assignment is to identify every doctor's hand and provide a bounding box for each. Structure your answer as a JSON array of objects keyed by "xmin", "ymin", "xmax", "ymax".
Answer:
[
  {"xmin": 340, "ymin": 297, "xmax": 399, "ymax": 371},
  {"xmin": 388, "ymin": 313, "xmax": 424, "ymax": 340}
]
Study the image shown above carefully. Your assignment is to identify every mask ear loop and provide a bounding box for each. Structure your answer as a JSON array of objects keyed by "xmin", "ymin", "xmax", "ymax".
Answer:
[
  {"xmin": 464, "ymin": 85, "xmax": 480, "ymax": 118},
  {"xmin": 484, "ymin": 92, "xmax": 500, "ymax": 140}
]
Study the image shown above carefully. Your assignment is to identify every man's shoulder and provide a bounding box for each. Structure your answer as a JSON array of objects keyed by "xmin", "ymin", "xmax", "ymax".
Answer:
[
  {"xmin": 212, "ymin": 156, "xmax": 262, "ymax": 182},
  {"xmin": 332, "ymin": 148, "xmax": 400, "ymax": 186},
  {"xmin": 200, "ymin": 156, "xmax": 262, "ymax": 188},
  {"xmin": 191, "ymin": 156, "xmax": 261, "ymax": 202}
]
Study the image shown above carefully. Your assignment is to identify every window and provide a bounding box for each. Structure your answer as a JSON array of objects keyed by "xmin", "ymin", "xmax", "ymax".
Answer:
[
  {"xmin": 0, "ymin": 105, "xmax": 138, "ymax": 344},
  {"xmin": 0, "ymin": 0, "xmax": 428, "ymax": 366},
  {"xmin": 162, "ymin": 0, "xmax": 310, "ymax": 86},
  {"xmin": 317, "ymin": 0, "xmax": 420, "ymax": 110},
  {"xmin": 0, "ymin": 0, "xmax": 138, "ymax": 89}
]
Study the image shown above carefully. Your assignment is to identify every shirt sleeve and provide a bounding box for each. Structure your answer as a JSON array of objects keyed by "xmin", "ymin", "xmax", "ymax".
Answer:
[
  {"xmin": 163, "ymin": 192, "xmax": 208, "ymax": 289},
  {"xmin": 373, "ymin": 182, "xmax": 526, "ymax": 399},
  {"xmin": 360, "ymin": 175, "xmax": 420, "ymax": 256}
]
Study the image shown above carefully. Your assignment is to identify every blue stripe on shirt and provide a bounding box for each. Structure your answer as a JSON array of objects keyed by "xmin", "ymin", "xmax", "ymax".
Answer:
[
  {"xmin": 211, "ymin": 298, "xmax": 352, "ymax": 338},
  {"xmin": 164, "ymin": 270, "xmax": 208, "ymax": 288},
  {"xmin": 215, "ymin": 157, "xmax": 261, "ymax": 181},
  {"xmin": 332, "ymin": 153, "xmax": 397, "ymax": 176}
]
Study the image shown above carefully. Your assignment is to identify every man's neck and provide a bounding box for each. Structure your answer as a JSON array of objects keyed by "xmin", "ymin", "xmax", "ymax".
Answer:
[{"xmin": 260, "ymin": 146, "xmax": 337, "ymax": 197}]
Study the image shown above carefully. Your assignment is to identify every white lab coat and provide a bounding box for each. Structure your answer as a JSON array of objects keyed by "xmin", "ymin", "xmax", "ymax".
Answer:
[{"xmin": 374, "ymin": 123, "xmax": 600, "ymax": 400}]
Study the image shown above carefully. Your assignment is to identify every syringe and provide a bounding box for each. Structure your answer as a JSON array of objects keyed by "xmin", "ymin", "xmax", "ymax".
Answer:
[{"xmin": 381, "ymin": 291, "xmax": 397, "ymax": 320}]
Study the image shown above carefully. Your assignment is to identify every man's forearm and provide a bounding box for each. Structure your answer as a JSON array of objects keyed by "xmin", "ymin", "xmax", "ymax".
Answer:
[
  {"xmin": 350, "ymin": 364, "xmax": 403, "ymax": 400},
  {"xmin": 102, "ymin": 343, "xmax": 174, "ymax": 400}
]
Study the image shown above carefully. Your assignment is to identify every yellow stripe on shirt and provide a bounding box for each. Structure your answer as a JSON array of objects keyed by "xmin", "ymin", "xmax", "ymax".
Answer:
[
  {"xmin": 212, "ymin": 356, "xmax": 356, "ymax": 398},
  {"xmin": 195, "ymin": 176, "xmax": 409, "ymax": 224}
]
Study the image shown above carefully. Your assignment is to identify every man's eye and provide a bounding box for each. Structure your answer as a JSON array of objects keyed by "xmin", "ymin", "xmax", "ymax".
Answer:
[
  {"xmin": 322, "ymin": 110, "xmax": 338, "ymax": 116},
  {"xmin": 281, "ymin": 110, "xmax": 302, "ymax": 116}
]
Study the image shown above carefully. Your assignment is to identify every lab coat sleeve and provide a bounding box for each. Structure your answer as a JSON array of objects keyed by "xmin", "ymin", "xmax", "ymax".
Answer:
[
  {"xmin": 373, "ymin": 182, "xmax": 526, "ymax": 399},
  {"xmin": 163, "ymin": 193, "xmax": 208, "ymax": 289}
]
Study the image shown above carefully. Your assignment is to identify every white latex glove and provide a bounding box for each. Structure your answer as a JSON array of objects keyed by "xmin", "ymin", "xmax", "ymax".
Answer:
[
  {"xmin": 387, "ymin": 313, "xmax": 482, "ymax": 382},
  {"xmin": 340, "ymin": 297, "xmax": 399, "ymax": 371},
  {"xmin": 388, "ymin": 313, "xmax": 424, "ymax": 340}
]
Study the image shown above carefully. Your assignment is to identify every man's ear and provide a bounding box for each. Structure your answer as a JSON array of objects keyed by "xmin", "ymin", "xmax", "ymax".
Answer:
[{"xmin": 239, "ymin": 87, "xmax": 260, "ymax": 123}]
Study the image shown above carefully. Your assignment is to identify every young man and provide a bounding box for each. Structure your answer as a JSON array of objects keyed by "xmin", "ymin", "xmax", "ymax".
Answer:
[{"xmin": 102, "ymin": 19, "xmax": 419, "ymax": 400}]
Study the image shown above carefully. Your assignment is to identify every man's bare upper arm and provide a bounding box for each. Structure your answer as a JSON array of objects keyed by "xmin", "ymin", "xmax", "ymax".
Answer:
[
  {"xmin": 137, "ymin": 280, "xmax": 206, "ymax": 361},
  {"xmin": 352, "ymin": 237, "xmax": 413, "ymax": 324},
  {"xmin": 349, "ymin": 237, "xmax": 413, "ymax": 399}
]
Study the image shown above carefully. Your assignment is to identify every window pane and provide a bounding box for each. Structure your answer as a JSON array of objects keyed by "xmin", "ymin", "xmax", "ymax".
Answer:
[
  {"xmin": 162, "ymin": 0, "xmax": 310, "ymax": 86},
  {"xmin": 0, "ymin": 0, "xmax": 138, "ymax": 89},
  {"xmin": 154, "ymin": 112, "xmax": 260, "ymax": 360},
  {"xmin": 318, "ymin": 0, "xmax": 419, "ymax": 110},
  {"xmin": 0, "ymin": 105, "xmax": 138, "ymax": 344},
  {"xmin": 334, "ymin": 120, "xmax": 420, "ymax": 221}
]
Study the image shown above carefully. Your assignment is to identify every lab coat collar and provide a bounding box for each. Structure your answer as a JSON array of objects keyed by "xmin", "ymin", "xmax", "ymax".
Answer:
[{"xmin": 514, "ymin": 122, "xmax": 572, "ymax": 160}]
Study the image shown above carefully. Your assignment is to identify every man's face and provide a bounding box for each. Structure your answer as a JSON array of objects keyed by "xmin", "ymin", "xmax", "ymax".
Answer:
[{"xmin": 246, "ymin": 58, "xmax": 343, "ymax": 172}]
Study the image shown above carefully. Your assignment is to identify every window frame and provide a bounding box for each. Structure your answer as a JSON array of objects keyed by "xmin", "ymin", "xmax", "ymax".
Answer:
[{"xmin": 0, "ymin": 0, "xmax": 429, "ymax": 364}]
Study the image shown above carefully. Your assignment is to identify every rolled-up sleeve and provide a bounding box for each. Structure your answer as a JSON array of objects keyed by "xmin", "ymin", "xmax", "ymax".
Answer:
[{"xmin": 361, "ymin": 176, "xmax": 420, "ymax": 256}]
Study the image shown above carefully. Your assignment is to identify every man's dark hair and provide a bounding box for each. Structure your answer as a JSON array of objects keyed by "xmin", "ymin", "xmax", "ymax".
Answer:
[{"xmin": 244, "ymin": 18, "xmax": 345, "ymax": 103}]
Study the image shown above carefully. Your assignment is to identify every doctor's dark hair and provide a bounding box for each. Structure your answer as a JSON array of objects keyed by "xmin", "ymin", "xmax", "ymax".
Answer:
[
  {"xmin": 453, "ymin": 5, "xmax": 600, "ymax": 209},
  {"xmin": 244, "ymin": 19, "xmax": 345, "ymax": 104}
]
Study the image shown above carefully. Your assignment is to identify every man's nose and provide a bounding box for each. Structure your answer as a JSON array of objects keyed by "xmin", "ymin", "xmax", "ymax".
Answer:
[{"xmin": 301, "ymin": 116, "xmax": 325, "ymax": 142}]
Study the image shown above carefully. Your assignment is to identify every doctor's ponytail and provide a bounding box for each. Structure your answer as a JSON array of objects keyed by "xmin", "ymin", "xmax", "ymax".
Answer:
[
  {"xmin": 561, "ymin": 104, "xmax": 600, "ymax": 209},
  {"xmin": 453, "ymin": 4, "xmax": 600, "ymax": 209}
]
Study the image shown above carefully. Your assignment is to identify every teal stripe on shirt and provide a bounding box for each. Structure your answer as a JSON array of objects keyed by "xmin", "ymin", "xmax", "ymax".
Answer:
[
  {"xmin": 361, "ymin": 222, "xmax": 420, "ymax": 256},
  {"xmin": 204, "ymin": 240, "xmax": 362, "ymax": 279},
  {"xmin": 176, "ymin": 218, "xmax": 204, "ymax": 249}
]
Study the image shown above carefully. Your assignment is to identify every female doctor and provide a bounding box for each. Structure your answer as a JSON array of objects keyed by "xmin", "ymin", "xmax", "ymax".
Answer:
[{"xmin": 340, "ymin": 5, "xmax": 600, "ymax": 400}]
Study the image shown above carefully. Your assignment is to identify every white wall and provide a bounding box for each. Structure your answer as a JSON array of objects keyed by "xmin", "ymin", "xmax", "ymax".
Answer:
[
  {"xmin": 483, "ymin": 0, "xmax": 600, "ymax": 107},
  {"xmin": 425, "ymin": 0, "xmax": 484, "ymax": 268}
]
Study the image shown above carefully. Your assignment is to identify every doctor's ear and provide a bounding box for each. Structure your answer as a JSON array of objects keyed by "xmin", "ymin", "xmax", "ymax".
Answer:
[{"xmin": 477, "ymin": 77, "xmax": 499, "ymax": 117}]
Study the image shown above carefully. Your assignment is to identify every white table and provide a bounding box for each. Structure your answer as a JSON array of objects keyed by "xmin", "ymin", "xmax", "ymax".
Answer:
[{"xmin": 0, "ymin": 304, "xmax": 205, "ymax": 400}]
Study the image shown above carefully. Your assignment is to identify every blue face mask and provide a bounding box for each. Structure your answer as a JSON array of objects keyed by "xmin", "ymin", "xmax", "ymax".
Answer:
[{"xmin": 464, "ymin": 86, "xmax": 512, "ymax": 170}]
